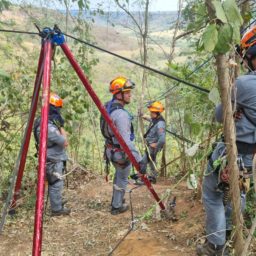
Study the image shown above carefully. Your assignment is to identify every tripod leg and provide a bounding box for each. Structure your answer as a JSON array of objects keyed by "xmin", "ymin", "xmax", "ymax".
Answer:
[{"xmin": 32, "ymin": 39, "xmax": 53, "ymax": 256}]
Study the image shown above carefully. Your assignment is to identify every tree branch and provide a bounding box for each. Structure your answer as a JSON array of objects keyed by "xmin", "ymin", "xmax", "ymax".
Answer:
[
  {"xmin": 114, "ymin": 0, "xmax": 143, "ymax": 36},
  {"xmin": 175, "ymin": 25, "xmax": 206, "ymax": 40}
]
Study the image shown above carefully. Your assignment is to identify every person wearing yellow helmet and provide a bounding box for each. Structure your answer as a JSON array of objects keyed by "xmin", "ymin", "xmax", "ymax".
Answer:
[
  {"xmin": 140, "ymin": 101, "xmax": 166, "ymax": 184},
  {"xmin": 100, "ymin": 76, "xmax": 146, "ymax": 215},
  {"xmin": 34, "ymin": 92, "xmax": 70, "ymax": 216},
  {"xmin": 197, "ymin": 26, "xmax": 256, "ymax": 256}
]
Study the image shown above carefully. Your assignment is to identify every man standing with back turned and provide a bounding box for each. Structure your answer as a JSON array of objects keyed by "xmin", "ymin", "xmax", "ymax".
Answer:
[
  {"xmin": 34, "ymin": 92, "xmax": 70, "ymax": 216},
  {"xmin": 197, "ymin": 26, "xmax": 256, "ymax": 256}
]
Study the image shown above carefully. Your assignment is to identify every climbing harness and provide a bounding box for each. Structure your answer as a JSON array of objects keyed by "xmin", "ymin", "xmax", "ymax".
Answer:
[
  {"xmin": 101, "ymin": 100, "xmax": 135, "ymax": 169},
  {"xmin": 100, "ymin": 100, "xmax": 134, "ymax": 145},
  {"xmin": 143, "ymin": 117, "xmax": 194, "ymax": 145},
  {"xmin": 143, "ymin": 115, "xmax": 165, "ymax": 140}
]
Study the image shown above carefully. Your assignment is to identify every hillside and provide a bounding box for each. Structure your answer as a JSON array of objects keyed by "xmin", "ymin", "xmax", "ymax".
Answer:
[
  {"xmin": 70, "ymin": 10, "xmax": 177, "ymax": 31},
  {"xmin": 0, "ymin": 6, "xmax": 186, "ymax": 75},
  {"xmin": 0, "ymin": 167, "xmax": 205, "ymax": 255}
]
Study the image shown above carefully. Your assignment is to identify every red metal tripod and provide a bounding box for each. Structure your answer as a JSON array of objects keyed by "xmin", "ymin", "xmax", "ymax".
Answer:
[{"xmin": 3, "ymin": 26, "xmax": 165, "ymax": 256}]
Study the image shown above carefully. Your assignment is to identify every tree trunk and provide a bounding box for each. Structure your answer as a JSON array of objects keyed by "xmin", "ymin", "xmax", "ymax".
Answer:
[
  {"xmin": 169, "ymin": 0, "xmax": 183, "ymax": 64},
  {"xmin": 215, "ymin": 54, "xmax": 244, "ymax": 255},
  {"xmin": 205, "ymin": 0, "xmax": 244, "ymax": 253},
  {"xmin": 138, "ymin": 0, "xmax": 150, "ymax": 136},
  {"xmin": 160, "ymin": 95, "xmax": 169, "ymax": 177}
]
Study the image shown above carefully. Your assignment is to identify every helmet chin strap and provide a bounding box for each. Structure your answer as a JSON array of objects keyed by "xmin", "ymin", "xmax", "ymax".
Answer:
[
  {"xmin": 114, "ymin": 92, "xmax": 129, "ymax": 105},
  {"xmin": 121, "ymin": 92, "xmax": 130, "ymax": 104}
]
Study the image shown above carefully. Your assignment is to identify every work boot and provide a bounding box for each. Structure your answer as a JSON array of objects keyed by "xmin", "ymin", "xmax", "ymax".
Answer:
[
  {"xmin": 196, "ymin": 240, "xmax": 229, "ymax": 256},
  {"xmin": 51, "ymin": 207, "xmax": 71, "ymax": 217},
  {"xmin": 111, "ymin": 203, "xmax": 129, "ymax": 215},
  {"xmin": 109, "ymin": 198, "xmax": 126, "ymax": 208},
  {"xmin": 62, "ymin": 199, "xmax": 68, "ymax": 206}
]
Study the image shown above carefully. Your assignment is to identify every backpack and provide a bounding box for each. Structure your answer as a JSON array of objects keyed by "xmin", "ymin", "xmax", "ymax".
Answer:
[{"xmin": 100, "ymin": 101, "xmax": 134, "ymax": 145}]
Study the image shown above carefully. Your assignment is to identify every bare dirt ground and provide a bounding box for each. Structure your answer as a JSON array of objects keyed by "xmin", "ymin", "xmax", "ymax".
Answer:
[{"xmin": 0, "ymin": 168, "xmax": 205, "ymax": 256}]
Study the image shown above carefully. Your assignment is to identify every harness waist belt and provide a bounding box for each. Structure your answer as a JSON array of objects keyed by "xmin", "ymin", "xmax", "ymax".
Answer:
[
  {"xmin": 106, "ymin": 143, "xmax": 121, "ymax": 150},
  {"xmin": 236, "ymin": 141, "xmax": 256, "ymax": 154}
]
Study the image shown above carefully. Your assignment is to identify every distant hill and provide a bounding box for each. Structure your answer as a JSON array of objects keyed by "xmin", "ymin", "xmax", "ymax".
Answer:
[{"xmin": 68, "ymin": 10, "xmax": 177, "ymax": 31}]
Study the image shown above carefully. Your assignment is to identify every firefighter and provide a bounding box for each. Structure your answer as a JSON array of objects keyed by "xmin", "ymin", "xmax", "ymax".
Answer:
[
  {"xmin": 141, "ymin": 101, "xmax": 166, "ymax": 184},
  {"xmin": 196, "ymin": 26, "xmax": 256, "ymax": 256},
  {"xmin": 34, "ymin": 93, "xmax": 70, "ymax": 216},
  {"xmin": 100, "ymin": 76, "xmax": 146, "ymax": 215}
]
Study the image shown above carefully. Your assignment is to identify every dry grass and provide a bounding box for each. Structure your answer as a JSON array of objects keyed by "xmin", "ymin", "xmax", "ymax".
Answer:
[{"xmin": 0, "ymin": 166, "xmax": 205, "ymax": 256}]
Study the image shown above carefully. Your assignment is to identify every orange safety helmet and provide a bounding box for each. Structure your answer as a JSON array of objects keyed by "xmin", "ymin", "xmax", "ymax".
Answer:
[
  {"xmin": 241, "ymin": 26, "xmax": 256, "ymax": 50},
  {"xmin": 109, "ymin": 76, "xmax": 135, "ymax": 95},
  {"xmin": 49, "ymin": 93, "xmax": 63, "ymax": 108},
  {"xmin": 147, "ymin": 101, "xmax": 164, "ymax": 113}
]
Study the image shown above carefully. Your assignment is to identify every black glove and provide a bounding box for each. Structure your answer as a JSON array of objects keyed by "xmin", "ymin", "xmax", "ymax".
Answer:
[{"xmin": 139, "ymin": 161, "xmax": 147, "ymax": 174}]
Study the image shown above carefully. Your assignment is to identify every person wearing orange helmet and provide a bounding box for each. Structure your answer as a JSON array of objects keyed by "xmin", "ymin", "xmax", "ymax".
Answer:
[
  {"xmin": 141, "ymin": 101, "xmax": 166, "ymax": 184},
  {"xmin": 100, "ymin": 76, "xmax": 146, "ymax": 215},
  {"xmin": 197, "ymin": 27, "xmax": 256, "ymax": 256},
  {"xmin": 34, "ymin": 93, "xmax": 70, "ymax": 216}
]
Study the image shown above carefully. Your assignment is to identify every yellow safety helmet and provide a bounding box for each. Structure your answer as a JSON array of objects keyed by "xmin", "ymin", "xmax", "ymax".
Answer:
[
  {"xmin": 109, "ymin": 76, "xmax": 135, "ymax": 95},
  {"xmin": 147, "ymin": 101, "xmax": 164, "ymax": 113},
  {"xmin": 49, "ymin": 93, "xmax": 63, "ymax": 108}
]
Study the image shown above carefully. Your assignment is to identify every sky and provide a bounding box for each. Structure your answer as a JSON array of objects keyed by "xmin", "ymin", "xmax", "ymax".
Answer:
[
  {"xmin": 150, "ymin": 0, "xmax": 179, "ymax": 11},
  {"xmin": 11, "ymin": 0, "xmax": 179, "ymax": 12},
  {"xmin": 91, "ymin": 0, "xmax": 179, "ymax": 12}
]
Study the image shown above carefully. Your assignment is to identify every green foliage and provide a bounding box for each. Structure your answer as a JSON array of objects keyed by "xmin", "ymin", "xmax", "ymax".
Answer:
[
  {"xmin": 214, "ymin": 23, "xmax": 233, "ymax": 53},
  {"xmin": 222, "ymin": 0, "xmax": 243, "ymax": 27},
  {"xmin": 201, "ymin": 24, "xmax": 218, "ymax": 52},
  {"xmin": 202, "ymin": 0, "xmax": 243, "ymax": 54},
  {"xmin": 0, "ymin": 0, "xmax": 10, "ymax": 12},
  {"xmin": 182, "ymin": 0, "xmax": 207, "ymax": 31},
  {"xmin": 184, "ymin": 0, "xmax": 244, "ymax": 54},
  {"xmin": 0, "ymin": 2, "xmax": 103, "ymax": 203},
  {"xmin": 208, "ymin": 87, "xmax": 220, "ymax": 106},
  {"xmin": 244, "ymin": 189, "xmax": 256, "ymax": 231},
  {"xmin": 212, "ymin": 0, "xmax": 227, "ymax": 23}
]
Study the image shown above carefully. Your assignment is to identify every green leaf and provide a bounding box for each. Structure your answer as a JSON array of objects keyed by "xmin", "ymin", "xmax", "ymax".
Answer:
[
  {"xmin": 223, "ymin": 0, "xmax": 243, "ymax": 26},
  {"xmin": 214, "ymin": 24, "xmax": 233, "ymax": 54},
  {"xmin": 212, "ymin": 0, "xmax": 227, "ymax": 23},
  {"xmin": 202, "ymin": 24, "xmax": 218, "ymax": 52},
  {"xmin": 191, "ymin": 122, "xmax": 201, "ymax": 136},
  {"xmin": 0, "ymin": 69, "xmax": 10, "ymax": 79},
  {"xmin": 232, "ymin": 24, "xmax": 240, "ymax": 44},
  {"xmin": 213, "ymin": 159, "xmax": 222, "ymax": 169},
  {"xmin": 197, "ymin": 38, "xmax": 204, "ymax": 51},
  {"xmin": 208, "ymin": 87, "xmax": 220, "ymax": 106},
  {"xmin": 243, "ymin": 12, "xmax": 252, "ymax": 24},
  {"xmin": 78, "ymin": 0, "xmax": 84, "ymax": 9},
  {"xmin": 184, "ymin": 112, "xmax": 193, "ymax": 124}
]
